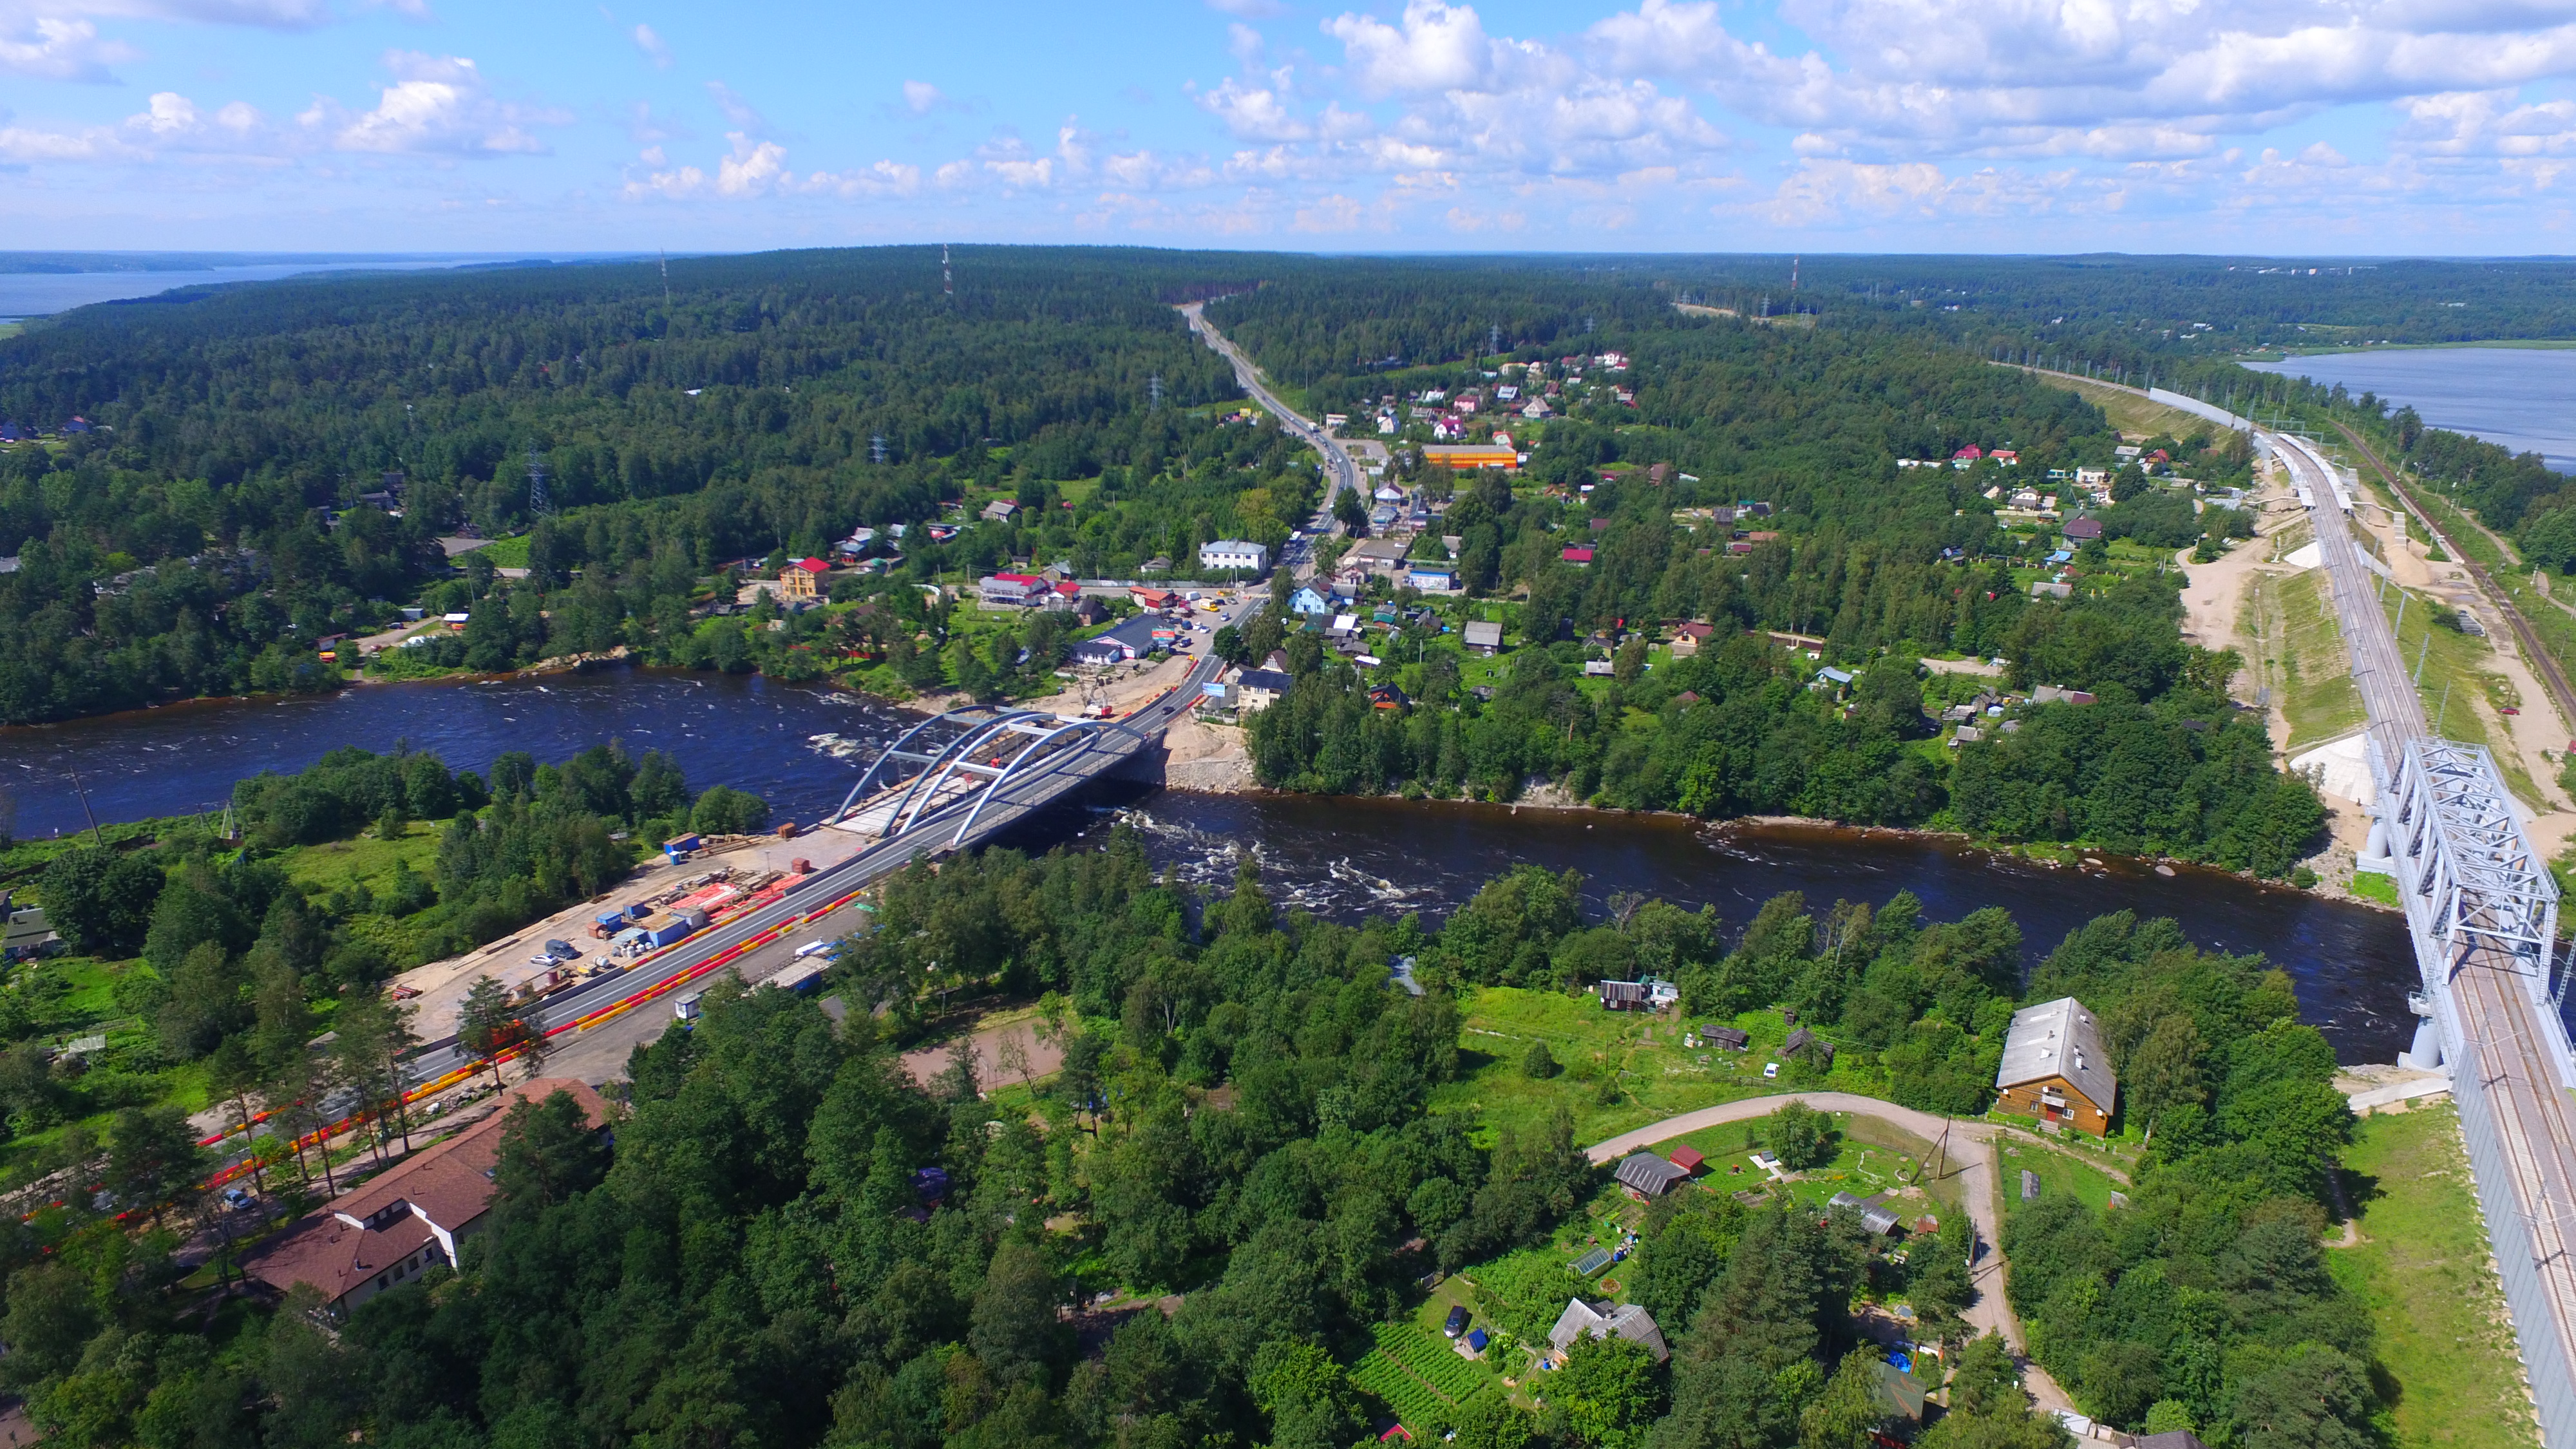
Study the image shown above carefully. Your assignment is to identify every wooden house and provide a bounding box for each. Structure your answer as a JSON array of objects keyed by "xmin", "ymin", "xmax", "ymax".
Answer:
[{"xmin": 1994, "ymin": 996, "xmax": 2117, "ymax": 1135}]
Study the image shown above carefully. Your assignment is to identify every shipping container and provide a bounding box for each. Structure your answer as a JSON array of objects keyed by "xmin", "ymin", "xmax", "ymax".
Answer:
[
  {"xmin": 645, "ymin": 920, "xmax": 697, "ymax": 951},
  {"xmin": 678, "ymin": 907, "xmax": 711, "ymax": 930}
]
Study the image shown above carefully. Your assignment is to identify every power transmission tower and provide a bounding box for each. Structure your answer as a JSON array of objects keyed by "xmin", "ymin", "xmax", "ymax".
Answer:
[
  {"xmin": 526, "ymin": 448, "xmax": 550, "ymax": 516},
  {"xmin": 1488, "ymin": 323, "xmax": 1501, "ymax": 357},
  {"xmin": 658, "ymin": 250, "xmax": 671, "ymax": 310},
  {"xmin": 1148, "ymin": 373, "xmax": 1164, "ymax": 411},
  {"xmin": 871, "ymin": 435, "xmax": 889, "ymax": 465},
  {"xmin": 942, "ymin": 243, "xmax": 953, "ymax": 298}
]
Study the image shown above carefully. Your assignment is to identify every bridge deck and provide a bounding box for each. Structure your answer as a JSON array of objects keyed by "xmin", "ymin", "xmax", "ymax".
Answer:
[{"xmin": 2283, "ymin": 427, "xmax": 2576, "ymax": 1443}]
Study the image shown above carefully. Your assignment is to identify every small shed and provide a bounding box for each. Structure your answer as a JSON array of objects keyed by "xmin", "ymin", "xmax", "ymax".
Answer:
[
  {"xmin": 1701, "ymin": 1025, "xmax": 1750, "ymax": 1051},
  {"xmin": 1870, "ymin": 1360, "xmax": 1929, "ymax": 1432},
  {"xmin": 1828, "ymin": 1191, "xmax": 1903, "ymax": 1237},
  {"xmin": 1667, "ymin": 1144, "xmax": 1706, "ymax": 1174},
  {"xmin": 1614, "ymin": 1153, "xmax": 1691, "ymax": 1198},
  {"xmin": 1548, "ymin": 1299, "xmax": 1671, "ymax": 1363},
  {"xmin": 1783, "ymin": 1027, "xmax": 1835, "ymax": 1066}
]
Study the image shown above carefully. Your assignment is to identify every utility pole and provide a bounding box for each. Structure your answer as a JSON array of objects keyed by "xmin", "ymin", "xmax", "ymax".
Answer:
[
  {"xmin": 64, "ymin": 762, "xmax": 102, "ymax": 847},
  {"xmin": 2415, "ymin": 632, "xmax": 2430, "ymax": 687}
]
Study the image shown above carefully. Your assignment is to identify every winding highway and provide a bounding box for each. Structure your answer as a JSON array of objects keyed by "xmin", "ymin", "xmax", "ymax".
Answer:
[{"xmin": 1182, "ymin": 301, "xmax": 1362, "ymax": 576}]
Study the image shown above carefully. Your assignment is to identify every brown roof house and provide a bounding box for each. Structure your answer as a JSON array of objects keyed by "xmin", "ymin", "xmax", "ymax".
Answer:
[
  {"xmin": 246, "ymin": 1078, "xmax": 611, "ymax": 1318},
  {"xmin": 1994, "ymin": 998, "xmax": 2117, "ymax": 1135}
]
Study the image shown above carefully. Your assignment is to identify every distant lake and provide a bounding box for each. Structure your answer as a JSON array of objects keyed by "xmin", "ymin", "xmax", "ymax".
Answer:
[
  {"xmin": 0, "ymin": 255, "xmax": 631, "ymax": 323},
  {"xmin": 2245, "ymin": 346, "xmax": 2576, "ymax": 472}
]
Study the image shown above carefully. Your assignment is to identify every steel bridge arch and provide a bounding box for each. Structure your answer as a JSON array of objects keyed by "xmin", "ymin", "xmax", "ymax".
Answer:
[
  {"xmin": 832, "ymin": 708, "xmax": 1150, "ymax": 851},
  {"xmin": 941, "ymin": 715, "xmax": 1148, "ymax": 850}
]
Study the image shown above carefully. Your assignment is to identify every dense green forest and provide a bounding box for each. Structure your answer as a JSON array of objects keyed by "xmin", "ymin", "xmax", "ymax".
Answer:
[
  {"xmin": 0, "ymin": 248, "xmax": 1296, "ymax": 722},
  {"xmin": 0, "ymin": 826, "xmax": 2369, "ymax": 1449}
]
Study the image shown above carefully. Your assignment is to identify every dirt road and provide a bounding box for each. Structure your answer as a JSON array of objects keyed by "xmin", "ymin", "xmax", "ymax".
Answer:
[{"xmin": 1589, "ymin": 1092, "xmax": 2074, "ymax": 1411}]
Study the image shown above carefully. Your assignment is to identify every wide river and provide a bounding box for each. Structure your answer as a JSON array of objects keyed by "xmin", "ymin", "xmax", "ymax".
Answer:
[
  {"xmin": 0, "ymin": 668, "xmax": 2419, "ymax": 1060},
  {"xmin": 2246, "ymin": 346, "xmax": 2576, "ymax": 472}
]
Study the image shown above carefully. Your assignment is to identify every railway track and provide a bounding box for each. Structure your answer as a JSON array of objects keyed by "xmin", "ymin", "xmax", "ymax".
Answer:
[
  {"xmin": 2330, "ymin": 419, "xmax": 2576, "ymax": 743},
  {"xmin": 2279, "ymin": 429, "xmax": 2576, "ymax": 1425}
]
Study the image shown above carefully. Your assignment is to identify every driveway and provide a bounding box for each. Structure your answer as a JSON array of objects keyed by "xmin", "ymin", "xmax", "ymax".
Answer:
[{"xmin": 1590, "ymin": 1092, "xmax": 2073, "ymax": 1410}]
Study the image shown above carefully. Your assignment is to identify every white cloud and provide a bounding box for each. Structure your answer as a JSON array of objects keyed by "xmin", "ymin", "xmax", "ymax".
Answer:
[
  {"xmin": 902, "ymin": 79, "xmax": 943, "ymax": 114},
  {"xmin": 705, "ymin": 80, "xmax": 768, "ymax": 133},
  {"xmin": 1582, "ymin": 0, "xmax": 2576, "ymax": 160},
  {"xmin": 314, "ymin": 51, "xmax": 566, "ymax": 156},
  {"xmin": 1205, "ymin": 0, "xmax": 1285, "ymax": 17},
  {"xmin": 1323, "ymin": 1, "xmax": 1504, "ymax": 97},
  {"xmin": 0, "ymin": 16, "xmax": 134, "ymax": 81},
  {"xmin": 630, "ymin": 21, "xmax": 669, "ymax": 68}
]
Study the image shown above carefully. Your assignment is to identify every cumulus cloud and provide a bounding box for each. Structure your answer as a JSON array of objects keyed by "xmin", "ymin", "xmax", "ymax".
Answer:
[
  {"xmin": 1586, "ymin": 0, "xmax": 2576, "ymax": 160},
  {"xmin": 311, "ymin": 51, "xmax": 567, "ymax": 155},
  {"xmin": 0, "ymin": 16, "xmax": 134, "ymax": 80},
  {"xmin": 902, "ymin": 79, "xmax": 943, "ymax": 113}
]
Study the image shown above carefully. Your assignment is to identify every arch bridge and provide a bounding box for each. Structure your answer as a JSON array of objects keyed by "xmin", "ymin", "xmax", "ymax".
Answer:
[{"xmin": 828, "ymin": 706, "xmax": 1151, "ymax": 854}]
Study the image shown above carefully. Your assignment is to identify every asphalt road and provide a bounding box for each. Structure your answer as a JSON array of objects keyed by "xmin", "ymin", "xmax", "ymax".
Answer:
[{"xmin": 1181, "ymin": 301, "xmax": 1359, "ymax": 580}]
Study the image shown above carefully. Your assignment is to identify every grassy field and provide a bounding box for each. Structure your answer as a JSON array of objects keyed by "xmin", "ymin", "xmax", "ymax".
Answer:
[
  {"xmin": 1992, "ymin": 1131, "xmax": 2126, "ymax": 1217},
  {"xmin": 2032, "ymin": 373, "xmax": 2214, "ymax": 439},
  {"xmin": 477, "ymin": 534, "xmax": 533, "ymax": 569},
  {"xmin": 2351, "ymin": 871, "xmax": 2400, "ymax": 907},
  {"xmin": 2242, "ymin": 564, "xmax": 2368, "ymax": 749},
  {"xmin": 279, "ymin": 819, "xmax": 444, "ymax": 897},
  {"xmin": 1439, "ymin": 987, "xmax": 1870, "ymax": 1146},
  {"xmin": 2332, "ymin": 1103, "xmax": 2539, "ymax": 1449}
]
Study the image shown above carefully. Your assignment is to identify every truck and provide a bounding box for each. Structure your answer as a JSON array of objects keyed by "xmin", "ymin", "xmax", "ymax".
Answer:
[{"xmin": 764, "ymin": 959, "xmax": 828, "ymax": 994}]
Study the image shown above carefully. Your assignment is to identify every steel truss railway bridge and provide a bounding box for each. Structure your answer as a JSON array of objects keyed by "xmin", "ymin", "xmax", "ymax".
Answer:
[{"xmin": 2250, "ymin": 413, "xmax": 2576, "ymax": 1447}]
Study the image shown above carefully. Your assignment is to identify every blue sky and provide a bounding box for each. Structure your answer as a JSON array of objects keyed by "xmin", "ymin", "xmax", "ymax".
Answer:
[{"xmin": 6, "ymin": 0, "xmax": 2576, "ymax": 252}]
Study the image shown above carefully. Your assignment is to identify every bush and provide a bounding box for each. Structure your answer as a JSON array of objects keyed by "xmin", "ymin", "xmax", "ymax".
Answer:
[
  {"xmin": 1522, "ymin": 1041, "xmax": 1560, "ymax": 1079},
  {"xmin": 1766, "ymin": 1099, "xmax": 1836, "ymax": 1170},
  {"xmin": 690, "ymin": 786, "xmax": 772, "ymax": 835}
]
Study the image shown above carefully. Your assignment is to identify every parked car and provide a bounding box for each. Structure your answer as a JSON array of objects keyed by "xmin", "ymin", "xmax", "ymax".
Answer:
[
  {"xmin": 1444, "ymin": 1305, "xmax": 1471, "ymax": 1338},
  {"xmin": 222, "ymin": 1187, "xmax": 254, "ymax": 1211}
]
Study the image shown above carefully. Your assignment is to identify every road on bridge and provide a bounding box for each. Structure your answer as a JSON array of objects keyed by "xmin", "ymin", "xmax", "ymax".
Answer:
[{"xmin": 388, "ymin": 615, "xmax": 1247, "ymax": 1095}]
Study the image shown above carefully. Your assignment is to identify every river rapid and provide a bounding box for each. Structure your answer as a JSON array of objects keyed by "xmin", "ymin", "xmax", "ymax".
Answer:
[{"xmin": 3, "ymin": 667, "xmax": 2418, "ymax": 1061}]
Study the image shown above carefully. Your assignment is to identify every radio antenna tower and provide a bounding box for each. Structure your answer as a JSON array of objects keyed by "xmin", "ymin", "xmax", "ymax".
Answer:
[
  {"xmin": 1790, "ymin": 255, "xmax": 1800, "ymax": 296},
  {"xmin": 871, "ymin": 434, "xmax": 889, "ymax": 465},
  {"xmin": 526, "ymin": 448, "xmax": 550, "ymax": 516},
  {"xmin": 942, "ymin": 243, "xmax": 953, "ymax": 298},
  {"xmin": 659, "ymin": 250, "xmax": 671, "ymax": 309}
]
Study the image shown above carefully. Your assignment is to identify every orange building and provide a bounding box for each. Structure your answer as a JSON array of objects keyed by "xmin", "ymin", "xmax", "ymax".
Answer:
[
  {"xmin": 779, "ymin": 556, "xmax": 831, "ymax": 600},
  {"xmin": 1994, "ymin": 996, "xmax": 2117, "ymax": 1135}
]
